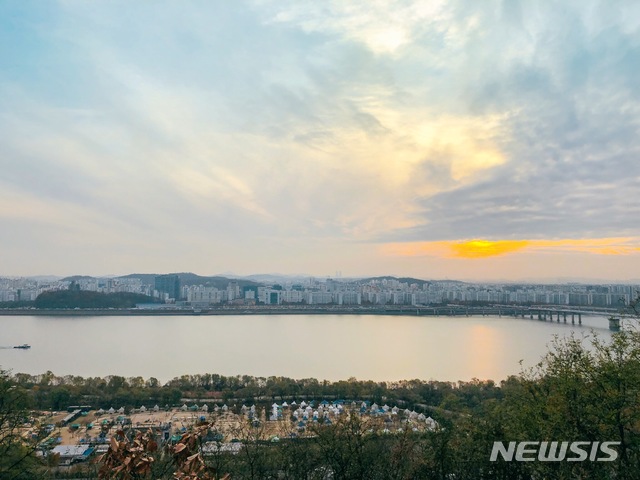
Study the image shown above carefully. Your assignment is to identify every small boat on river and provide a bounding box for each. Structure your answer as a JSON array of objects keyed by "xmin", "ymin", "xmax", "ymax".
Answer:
[{"xmin": 13, "ymin": 344, "xmax": 31, "ymax": 349}]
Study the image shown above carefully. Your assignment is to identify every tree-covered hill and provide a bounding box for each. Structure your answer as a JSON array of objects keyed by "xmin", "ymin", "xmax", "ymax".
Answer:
[{"xmin": 34, "ymin": 290, "xmax": 157, "ymax": 309}]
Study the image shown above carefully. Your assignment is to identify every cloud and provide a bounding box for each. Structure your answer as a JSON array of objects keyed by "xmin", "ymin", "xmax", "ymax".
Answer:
[
  {"xmin": 378, "ymin": 1, "xmax": 640, "ymax": 243},
  {"xmin": 1, "ymin": 0, "xmax": 639, "ymax": 277},
  {"xmin": 262, "ymin": 0, "xmax": 448, "ymax": 55}
]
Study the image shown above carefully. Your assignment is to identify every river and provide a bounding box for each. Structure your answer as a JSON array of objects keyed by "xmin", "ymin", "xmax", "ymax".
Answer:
[{"xmin": 0, "ymin": 313, "xmax": 614, "ymax": 383}]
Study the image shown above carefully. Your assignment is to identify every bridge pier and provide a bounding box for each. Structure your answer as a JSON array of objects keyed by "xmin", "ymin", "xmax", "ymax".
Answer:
[
  {"xmin": 563, "ymin": 312, "xmax": 567, "ymax": 323},
  {"xmin": 578, "ymin": 313, "xmax": 582, "ymax": 325},
  {"xmin": 571, "ymin": 313, "xmax": 575, "ymax": 324}
]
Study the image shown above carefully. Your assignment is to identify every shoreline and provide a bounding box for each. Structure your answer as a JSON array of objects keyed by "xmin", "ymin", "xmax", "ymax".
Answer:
[
  {"xmin": 0, "ymin": 305, "xmax": 618, "ymax": 318},
  {"xmin": 0, "ymin": 306, "xmax": 492, "ymax": 317}
]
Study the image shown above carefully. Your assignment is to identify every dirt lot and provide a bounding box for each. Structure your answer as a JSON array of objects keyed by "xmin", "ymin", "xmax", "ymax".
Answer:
[{"xmin": 35, "ymin": 406, "xmax": 433, "ymax": 447}]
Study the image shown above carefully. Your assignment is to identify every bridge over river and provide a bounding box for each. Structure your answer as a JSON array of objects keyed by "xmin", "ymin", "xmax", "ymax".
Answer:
[{"xmin": 407, "ymin": 305, "xmax": 628, "ymax": 331}]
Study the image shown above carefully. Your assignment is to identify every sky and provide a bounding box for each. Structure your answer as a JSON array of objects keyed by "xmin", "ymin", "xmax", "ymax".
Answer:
[{"xmin": 1, "ymin": 0, "xmax": 640, "ymax": 282}]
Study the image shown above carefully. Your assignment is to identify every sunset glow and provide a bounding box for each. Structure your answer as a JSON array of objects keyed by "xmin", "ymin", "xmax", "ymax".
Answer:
[
  {"xmin": 451, "ymin": 240, "xmax": 530, "ymax": 258},
  {"xmin": 383, "ymin": 238, "xmax": 640, "ymax": 259}
]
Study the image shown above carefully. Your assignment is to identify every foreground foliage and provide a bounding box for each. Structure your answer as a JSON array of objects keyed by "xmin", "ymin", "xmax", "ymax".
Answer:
[
  {"xmin": 0, "ymin": 369, "xmax": 41, "ymax": 479},
  {"xmin": 98, "ymin": 425, "xmax": 230, "ymax": 480}
]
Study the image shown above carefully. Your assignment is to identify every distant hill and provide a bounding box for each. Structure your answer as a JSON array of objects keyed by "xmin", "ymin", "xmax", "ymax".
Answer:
[
  {"xmin": 235, "ymin": 273, "xmax": 310, "ymax": 283},
  {"xmin": 60, "ymin": 275, "xmax": 98, "ymax": 282},
  {"xmin": 23, "ymin": 275, "xmax": 62, "ymax": 282},
  {"xmin": 119, "ymin": 273, "xmax": 261, "ymax": 289},
  {"xmin": 358, "ymin": 276, "xmax": 468, "ymax": 287},
  {"xmin": 117, "ymin": 273, "xmax": 161, "ymax": 284},
  {"xmin": 45, "ymin": 273, "xmax": 474, "ymax": 289},
  {"xmin": 361, "ymin": 276, "xmax": 428, "ymax": 286}
]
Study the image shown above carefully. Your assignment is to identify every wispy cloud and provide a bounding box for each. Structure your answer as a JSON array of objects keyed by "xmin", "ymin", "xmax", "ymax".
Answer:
[{"xmin": 262, "ymin": 0, "xmax": 448, "ymax": 55}]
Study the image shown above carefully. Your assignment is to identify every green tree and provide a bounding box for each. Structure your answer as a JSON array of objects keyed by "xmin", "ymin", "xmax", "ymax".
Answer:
[
  {"xmin": 0, "ymin": 369, "xmax": 41, "ymax": 479},
  {"xmin": 497, "ymin": 331, "xmax": 640, "ymax": 479}
]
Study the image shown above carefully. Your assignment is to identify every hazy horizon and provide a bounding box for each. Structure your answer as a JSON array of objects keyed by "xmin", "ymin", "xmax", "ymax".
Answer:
[
  {"xmin": 2, "ymin": 1, "xmax": 639, "ymax": 281},
  {"xmin": 5, "ymin": 270, "xmax": 640, "ymax": 286}
]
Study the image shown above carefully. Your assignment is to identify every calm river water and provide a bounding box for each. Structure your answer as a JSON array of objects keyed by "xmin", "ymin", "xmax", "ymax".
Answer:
[{"xmin": 0, "ymin": 314, "xmax": 613, "ymax": 383}]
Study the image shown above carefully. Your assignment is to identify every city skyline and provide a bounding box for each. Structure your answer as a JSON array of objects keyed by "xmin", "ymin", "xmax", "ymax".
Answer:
[
  {"xmin": 2, "ymin": 1, "xmax": 640, "ymax": 281},
  {"xmin": 3, "ymin": 271, "xmax": 638, "ymax": 308}
]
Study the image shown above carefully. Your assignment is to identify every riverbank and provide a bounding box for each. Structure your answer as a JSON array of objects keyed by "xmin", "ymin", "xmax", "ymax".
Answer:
[
  {"xmin": 0, "ymin": 306, "xmax": 482, "ymax": 316},
  {"xmin": 0, "ymin": 304, "xmax": 620, "ymax": 318}
]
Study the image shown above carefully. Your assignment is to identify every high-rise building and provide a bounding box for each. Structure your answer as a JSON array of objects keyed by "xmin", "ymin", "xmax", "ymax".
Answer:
[{"xmin": 155, "ymin": 274, "xmax": 181, "ymax": 301}]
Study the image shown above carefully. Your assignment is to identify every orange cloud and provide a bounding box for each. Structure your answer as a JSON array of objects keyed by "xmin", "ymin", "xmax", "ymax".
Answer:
[
  {"xmin": 530, "ymin": 238, "xmax": 640, "ymax": 256},
  {"xmin": 382, "ymin": 237, "xmax": 640, "ymax": 259},
  {"xmin": 450, "ymin": 240, "xmax": 530, "ymax": 258}
]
